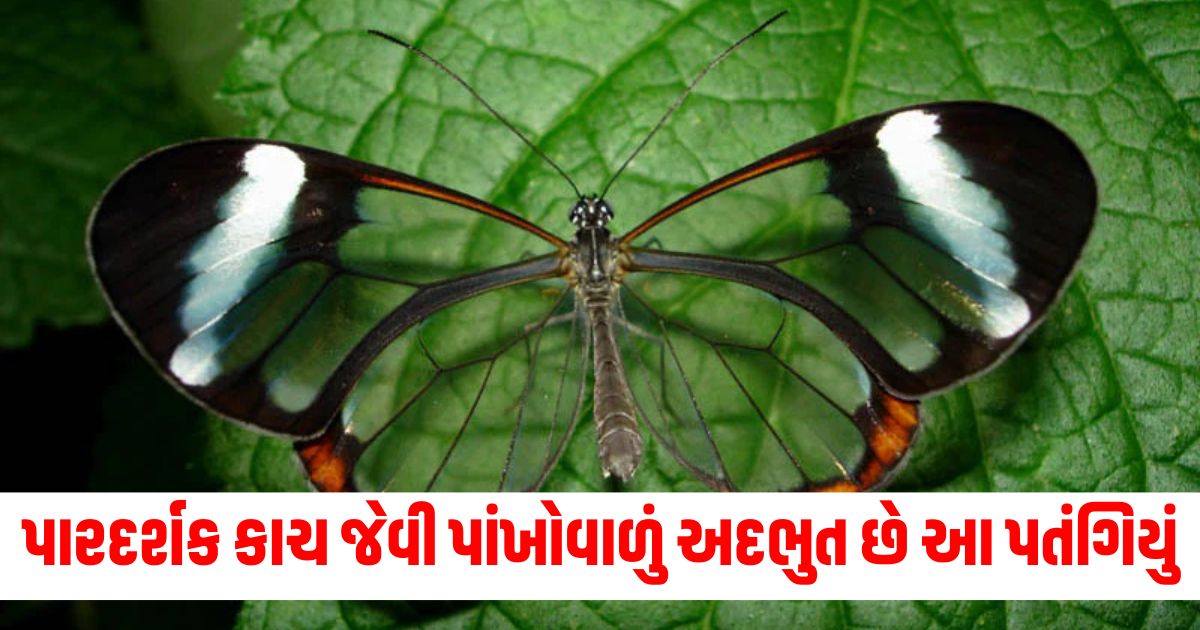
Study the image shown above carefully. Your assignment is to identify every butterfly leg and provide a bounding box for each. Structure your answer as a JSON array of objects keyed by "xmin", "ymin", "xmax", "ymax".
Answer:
[
  {"xmin": 619, "ymin": 295, "xmax": 730, "ymax": 440},
  {"xmin": 520, "ymin": 310, "xmax": 579, "ymax": 368},
  {"xmin": 639, "ymin": 235, "xmax": 666, "ymax": 250},
  {"xmin": 611, "ymin": 315, "xmax": 660, "ymax": 341},
  {"xmin": 524, "ymin": 311, "xmax": 577, "ymax": 334}
]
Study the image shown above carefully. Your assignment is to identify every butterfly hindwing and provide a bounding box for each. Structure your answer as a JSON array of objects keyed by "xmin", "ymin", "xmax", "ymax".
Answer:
[
  {"xmin": 299, "ymin": 279, "xmax": 587, "ymax": 491},
  {"xmin": 617, "ymin": 273, "xmax": 917, "ymax": 491}
]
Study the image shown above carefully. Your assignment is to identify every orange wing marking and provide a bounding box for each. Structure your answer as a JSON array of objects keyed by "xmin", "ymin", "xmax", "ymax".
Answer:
[
  {"xmin": 297, "ymin": 424, "xmax": 360, "ymax": 492},
  {"xmin": 359, "ymin": 173, "xmax": 567, "ymax": 250},
  {"xmin": 813, "ymin": 393, "xmax": 920, "ymax": 492},
  {"xmin": 621, "ymin": 146, "xmax": 825, "ymax": 244}
]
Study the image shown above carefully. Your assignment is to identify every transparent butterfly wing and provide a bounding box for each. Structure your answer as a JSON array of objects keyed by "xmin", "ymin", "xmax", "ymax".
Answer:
[
  {"xmin": 617, "ymin": 102, "xmax": 1095, "ymax": 489},
  {"xmin": 300, "ymin": 280, "xmax": 588, "ymax": 491},
  {"xmin": 617, "ymin": 275, "xmax": 917, "ymax": 491}
]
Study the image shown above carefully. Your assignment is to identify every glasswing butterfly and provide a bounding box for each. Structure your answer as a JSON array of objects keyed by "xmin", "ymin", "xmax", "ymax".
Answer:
[{"xmin": 88, "ymin": 12, "xmax": 1096, "ymax": 492}]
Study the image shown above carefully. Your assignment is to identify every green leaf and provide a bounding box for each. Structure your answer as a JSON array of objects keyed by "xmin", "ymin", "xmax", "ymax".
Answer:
[
  {"xmin": 236, "ymin": 601, "xmax": 483, "ymax": 629},
  {"xmin": 234, "ymin": 600, "xmax": 1200, "ymax": 630},
  {"xmin": 143, "ymin": 0, "xmax": 247, "ymax": 134},
  {"xmin": 0, "ymin": 0, "xmax": 202, "ymax": 347},
  {"xmin": 207, "ymin": 0, "xmax": 1198, "ymax": 623},
  {"xmin": 216, "ymin": 0, "xmax": 1200, "ymax": 493},
  {"xmin": 1106, "ymin": 1, "xmax": 1200, "ymax": 126}
]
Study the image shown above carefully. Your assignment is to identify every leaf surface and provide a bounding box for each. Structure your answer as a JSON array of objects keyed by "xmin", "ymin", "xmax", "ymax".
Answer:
[
  {"xmin": 131, "ymin": 0, "xmax": 1200, "ymax": 623},
  {"xmin": 217, "ymin": 0, "xmax": 1200, "ymax": 494},
  {"xmin": 0, "ymin": 0, "xmax": 201, "ymax": 346}
]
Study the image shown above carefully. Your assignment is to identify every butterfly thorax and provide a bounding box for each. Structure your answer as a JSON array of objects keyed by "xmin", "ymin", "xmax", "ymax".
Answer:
[
  {"xmin": 566, "ymin": 196, "xmax": 643, "ymax": 481},
  {"xmin": 566, "ymin": 196, "xmax": 621, "ymax": 301}
]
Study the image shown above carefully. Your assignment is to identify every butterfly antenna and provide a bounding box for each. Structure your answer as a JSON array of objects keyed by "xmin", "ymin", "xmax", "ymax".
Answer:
[
  {"xmin": 369, "ymin": 30, "xmax": 583, "ymax": 198},
  {"xmin": 598, "ymin": 10, "xmax": 787, "ymax": 199}
]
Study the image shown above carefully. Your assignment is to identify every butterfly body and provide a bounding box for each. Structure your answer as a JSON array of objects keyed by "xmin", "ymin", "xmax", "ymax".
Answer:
[{"xmin": 564, "ymin": 196, "xmax": 644, "ymax": 481}]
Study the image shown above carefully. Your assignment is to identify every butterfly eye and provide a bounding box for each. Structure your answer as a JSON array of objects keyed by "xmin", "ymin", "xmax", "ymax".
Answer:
[
  {"xmin": 569, "ymin": 200, "xmax": 588, "ymax": 226},
  {"xmin": 598, "ymin": 200, "xmax": 614, "ymax": 221}
]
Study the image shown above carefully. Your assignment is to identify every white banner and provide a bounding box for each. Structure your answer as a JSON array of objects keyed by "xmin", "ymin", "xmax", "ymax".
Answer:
[{"xmin": 0, "ymin": 493, "xmax": 1191, "ymax": 600}]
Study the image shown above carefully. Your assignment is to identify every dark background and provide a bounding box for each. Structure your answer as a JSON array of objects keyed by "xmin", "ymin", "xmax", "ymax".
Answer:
[
  {"xmin": 1, "ymin": 0, "xmax": 240, "ymax": 625},
  {"xmin": 0, "ymin": 333, "xmax": 242, "ymax": 625}
]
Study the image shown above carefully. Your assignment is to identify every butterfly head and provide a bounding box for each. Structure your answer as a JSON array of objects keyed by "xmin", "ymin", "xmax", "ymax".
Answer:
[{"xmin": 569, "ymin": 195, "xmax": 614, "ymax": 229}]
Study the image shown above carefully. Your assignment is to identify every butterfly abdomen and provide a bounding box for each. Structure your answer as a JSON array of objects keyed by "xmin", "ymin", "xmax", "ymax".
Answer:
[{"xmin": 586, "ymin": 293, "xmax": 643, "ymax": 482}]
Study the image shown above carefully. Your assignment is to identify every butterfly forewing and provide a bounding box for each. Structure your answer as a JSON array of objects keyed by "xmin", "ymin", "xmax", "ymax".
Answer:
[
  {"xmin": 623, "ymin": 102, "xmax": 1096, "ymax": 398},
  {"xmin": 619, "ymin": 101, "xmax": 1094, "ymax": 489},
  {"xmin": 90, "ymin": 139, "xmax": 564, "ymax": 440}
]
